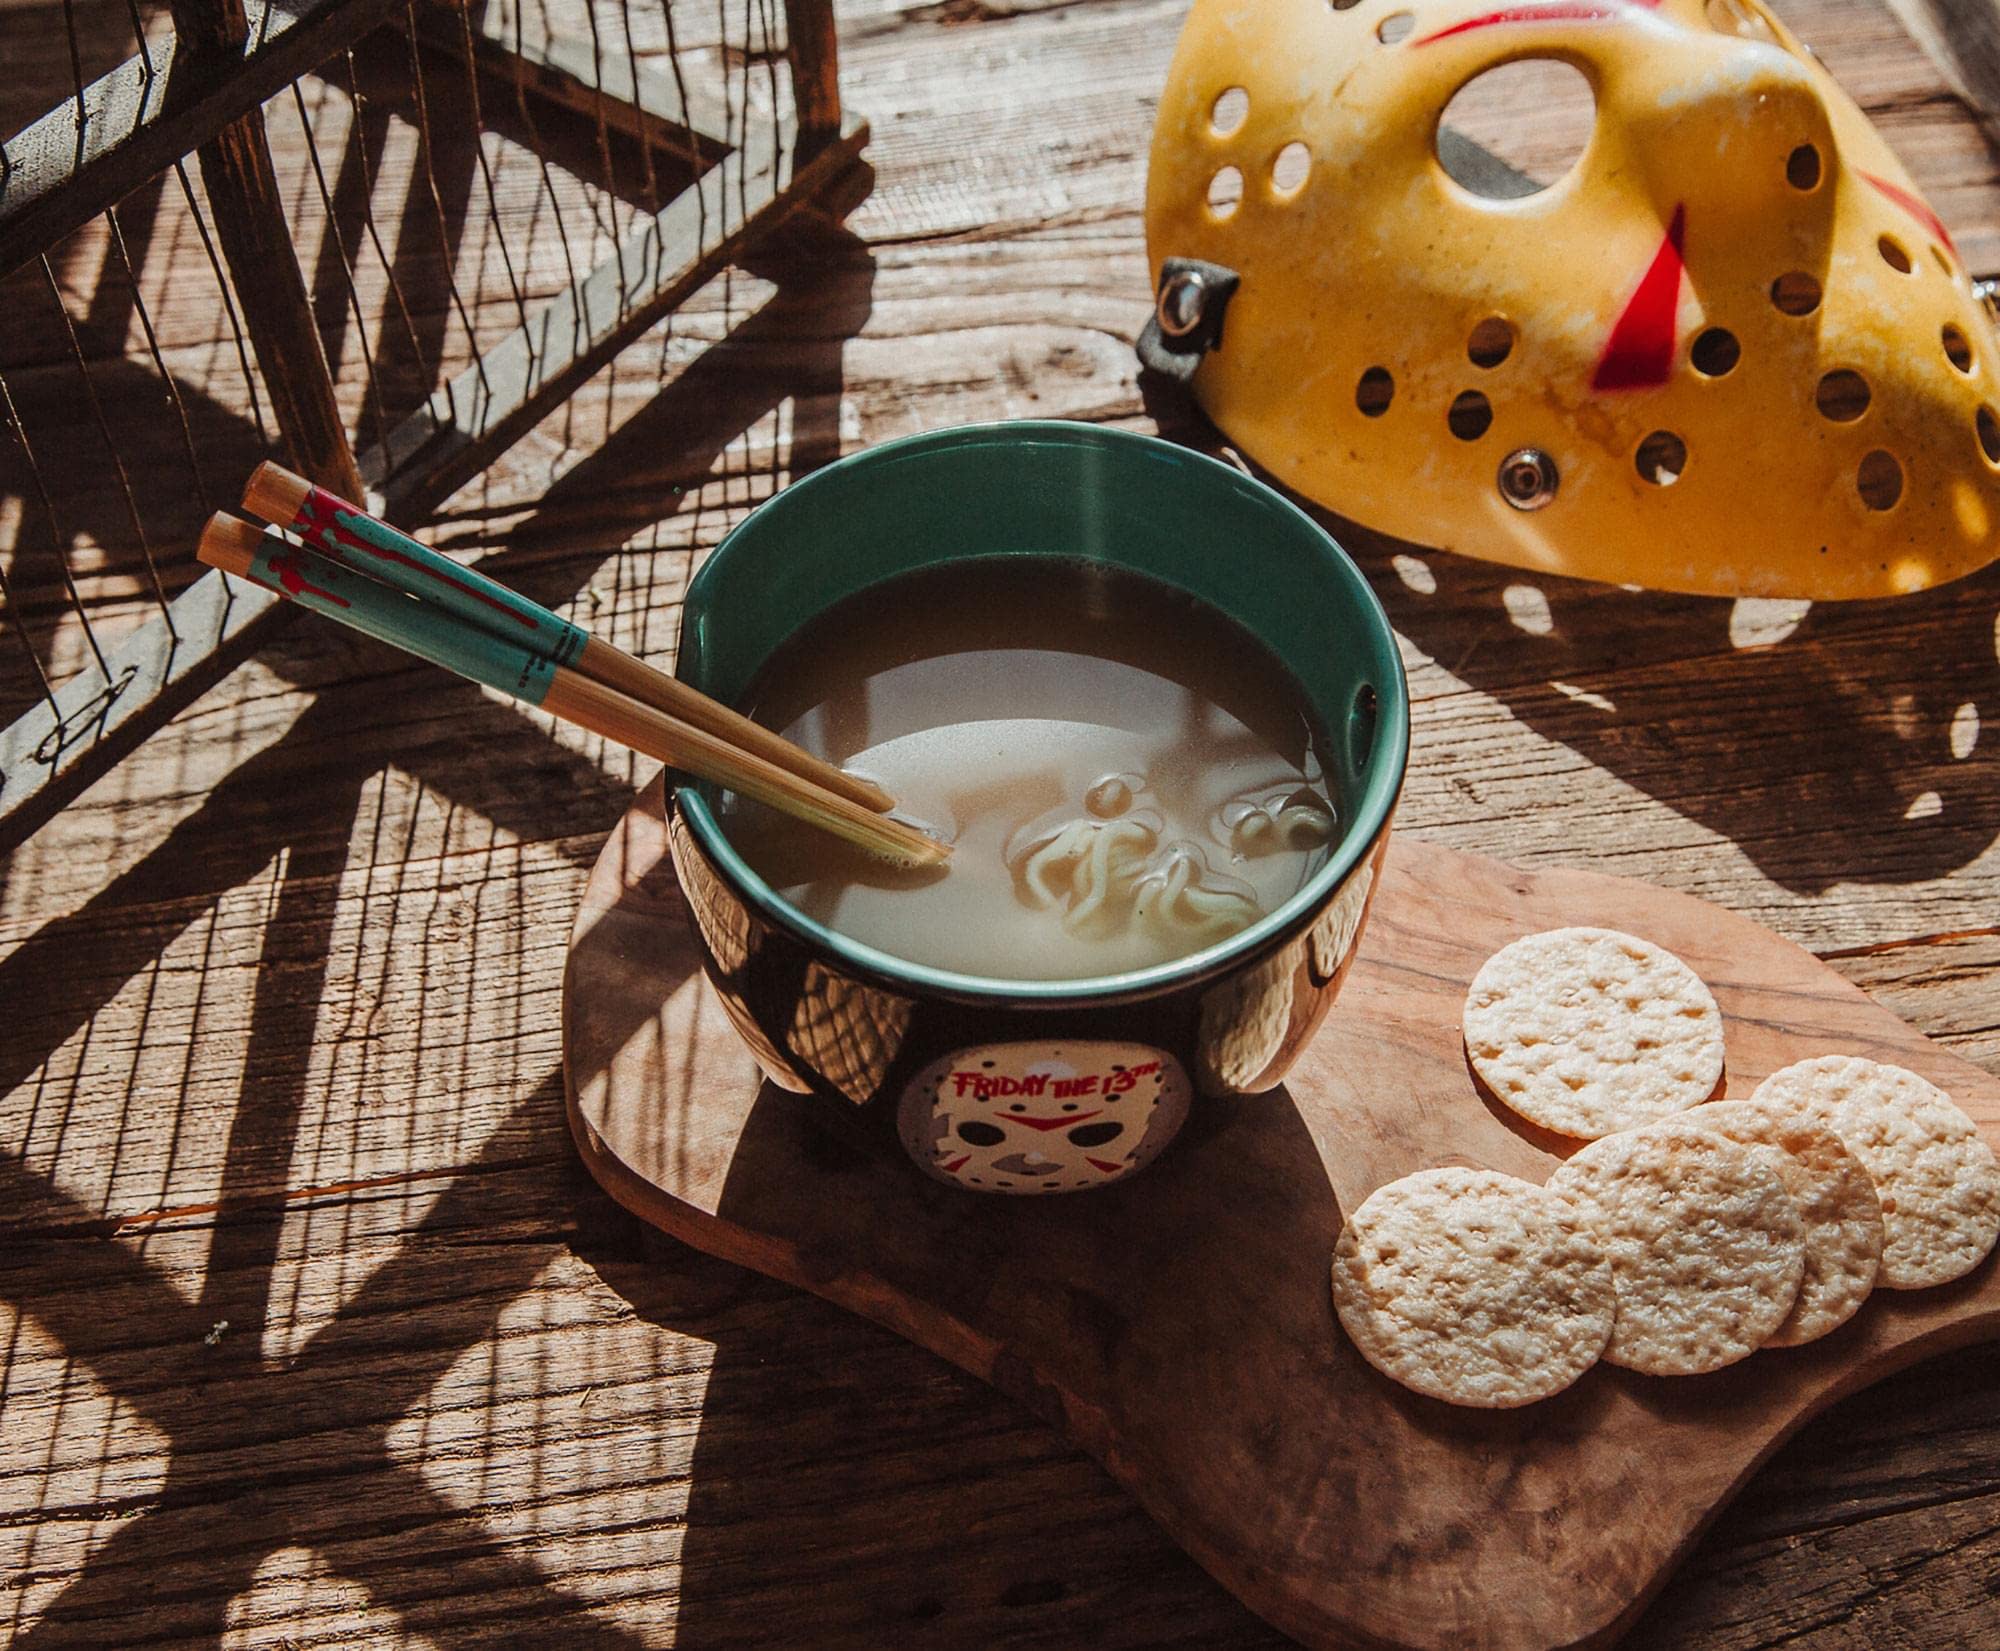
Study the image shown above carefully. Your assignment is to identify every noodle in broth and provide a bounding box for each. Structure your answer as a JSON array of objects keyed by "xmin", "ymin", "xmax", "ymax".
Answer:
[{"xmin": 717, "ymin": 560, "xmax": 1338, "ymax": 980}]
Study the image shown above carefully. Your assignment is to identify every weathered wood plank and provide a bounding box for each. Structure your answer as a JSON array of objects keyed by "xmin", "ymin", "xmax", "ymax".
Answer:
[
  {"xmin": 0, "ymin": 86, "xmax": 865, "ymax": 847},
  {"xmin": 367, "ymin": 110, "xmax": 869, "ymax": 511},
  {"xmin": 0, "ymin": 563, "xmax": 281, "ymax": 855},
  {"xmin": 7, "ymin": 0, "xmax": 2000, "ymax": 1647},
  {"xmin": 424, "ymin": 0, "xmax": 738, "ymax": 156},
  {"xmin": 0, "ymin": 0, "xmax": 408, "ymax": 278}
]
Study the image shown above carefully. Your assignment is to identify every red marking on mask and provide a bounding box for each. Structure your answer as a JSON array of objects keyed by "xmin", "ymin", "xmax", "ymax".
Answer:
[
  {"xmin": 998, "ymin": 1108, "xmax": 1103, "ymax": 1132},
  {"xmin": 1086, "ymin": 1157, "xmax": 1126, "ymax": 1175},
  {"xmin": 299, "ymin": 485, "xmax": 542, "ymax": 632},
  {"xmin": 941, "ymin": 1154, "xmax": 970, "ymax": 1175},
  {"xmin": 267, "ymin": 547, "xmax": 351, "ymax": 609},
  {"xmin": 1592, "ymin": 204, "xmax": 1686, "ymax": 392},
  {"xmin": 1413, "ymin": 0, "xmax": 1658, "ymax": 44},
  {"xmin": 1861, "ymin": 171, "xmax": 1958, "ymax": 259}
]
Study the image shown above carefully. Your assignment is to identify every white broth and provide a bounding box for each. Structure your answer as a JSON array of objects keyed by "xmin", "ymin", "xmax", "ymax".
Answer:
[{"xmin": 718, "ymin": 560, "xmax": 1336, "ymax": 980}]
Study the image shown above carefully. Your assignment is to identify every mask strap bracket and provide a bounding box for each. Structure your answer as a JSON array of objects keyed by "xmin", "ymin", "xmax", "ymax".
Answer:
[{"xmin": 1137, "ymin": 259, "xmax": 1240, "ymax": 383}]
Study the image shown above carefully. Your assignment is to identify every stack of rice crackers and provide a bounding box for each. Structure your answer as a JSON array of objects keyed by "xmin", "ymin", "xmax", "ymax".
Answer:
[{"xmin": 1331, "ymin": 928, "xmax": 2000, "ymax": 1408}]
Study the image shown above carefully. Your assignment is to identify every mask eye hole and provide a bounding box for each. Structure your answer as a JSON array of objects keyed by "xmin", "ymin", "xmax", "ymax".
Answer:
[
  {"xmin": 1377, "ymin": 10, "xmax": 1415, "ymax": 43},
  {"xmin": 1068, "ymin": 1121, "xmax": 1125, "ymax": 1147},
  {"xmin": 957, "ymin": 1120, "xmax": 1005, "ymax": 1146},
  {"xmin": 1976, "ymin": 404, "xmax": 2000, "ymax": 465},
  {"xmin": 1436, "ymin": 59, "xmax": 1596, "ymax": 201}
]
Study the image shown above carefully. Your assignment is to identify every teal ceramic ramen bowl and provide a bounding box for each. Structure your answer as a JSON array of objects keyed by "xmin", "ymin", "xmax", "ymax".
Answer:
[{"xmin": 669, "ymin": 421, "xmax": 1408, "ymax": 1194}]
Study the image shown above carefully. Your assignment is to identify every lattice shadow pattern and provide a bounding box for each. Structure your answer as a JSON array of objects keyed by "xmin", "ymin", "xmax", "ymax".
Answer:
[{"xmin": 0, "ymin": 0, "xmax": 868, "ymax": 849}]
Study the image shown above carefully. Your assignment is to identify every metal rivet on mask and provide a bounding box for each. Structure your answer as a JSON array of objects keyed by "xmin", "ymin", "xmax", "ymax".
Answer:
[
  {"xmin": 1157, "ymin": 268, "xmax": 1209, "ymax": 338},
  {"xmin": 1498, "ymin": 447, "xmax": 1559, "ymax": 510},
  {"xmin": 1975, "ymin": 277, "xmax": 2000, "ymax": 326}
]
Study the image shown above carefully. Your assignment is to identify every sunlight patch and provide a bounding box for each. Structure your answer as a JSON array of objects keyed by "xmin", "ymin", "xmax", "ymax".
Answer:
[
  {"xmin": 0, "ymin": 1302, "xmax": 170, "ymax": 1643},
  {"xmin": 1503, "ymin": 584, "xmax": 1554, "ymax": 636},
  {"xmin": 1728, "ymin": 597, "xmax": 1811, "ymax": 649},
  {"xmin": 222, "ymin": 1544, "xmax": 448, "ymax": 1649},
  {"xmin": 383, "ymin": 1250, "xmax": 710, "ymax": 1627}
]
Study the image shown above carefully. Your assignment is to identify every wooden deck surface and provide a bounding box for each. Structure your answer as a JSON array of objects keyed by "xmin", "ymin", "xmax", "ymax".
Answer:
[{"xmin": 5, "ymin": 0, "xmax": 2000, "ymax": 1645}]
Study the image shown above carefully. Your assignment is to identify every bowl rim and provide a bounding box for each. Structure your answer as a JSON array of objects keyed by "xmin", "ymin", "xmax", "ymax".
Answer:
[{"xmin": 672, "ymin": 419, "xmax": 1411, "ymax": 1005}]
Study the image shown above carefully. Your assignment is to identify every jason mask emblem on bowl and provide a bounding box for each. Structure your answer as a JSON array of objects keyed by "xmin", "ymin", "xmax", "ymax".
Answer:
[
  {"xmin": 1143, "ymin": 0, "xmax": 2000, "ymax": 599},
  {"xmin": 898, "ymin": 1042, "xmax": 1195, "ymax": 1193}
]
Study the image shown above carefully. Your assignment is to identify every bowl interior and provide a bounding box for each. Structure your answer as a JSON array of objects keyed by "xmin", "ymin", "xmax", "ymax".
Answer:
[{"xmin": 675, "ymin": 420, "xmax": 1409, "ymax": 1001}]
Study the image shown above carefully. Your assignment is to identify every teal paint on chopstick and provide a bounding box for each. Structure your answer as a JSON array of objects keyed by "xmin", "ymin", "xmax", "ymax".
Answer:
[
  {"xmin": 292, "ymin": 484, "xmax": 589, "ymax": 668},
  {"xmin": 243, "ymin": 531, "xmax": 558, "ymax": 705}
]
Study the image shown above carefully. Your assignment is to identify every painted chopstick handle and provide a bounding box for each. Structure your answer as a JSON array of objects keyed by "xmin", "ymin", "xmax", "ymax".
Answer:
[
  {"xmin": 243, "ymin": 461, "xmax": 897, "ymax": 817},
  {"xmin": 227, "ymin": 522, "xmax": 561, "ymax": 702},
  {"xmin": 244, "ymin": 462, "xmax": 589, "ymax": 667},
  {"xmin": 197, "ymin": 518, "xmax": 947, "ymax": 869}
]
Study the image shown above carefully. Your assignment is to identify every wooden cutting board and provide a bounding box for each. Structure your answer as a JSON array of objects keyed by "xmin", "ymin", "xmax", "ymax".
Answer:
[{"xmin": 562, "ymin": 779, "xmax": 2000, "ymax": 1651}]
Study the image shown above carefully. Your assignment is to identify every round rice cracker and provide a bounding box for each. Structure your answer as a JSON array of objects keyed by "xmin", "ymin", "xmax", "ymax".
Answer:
[
  {"xmin": 1463, "ymin": 928, "xmax": 1725, "ymax": 1140},
  {"xmin": 1548, "ymin": 1120, "xmax": 1806, "ymax": 1376},
  {"xmin": 1751, "ymin": 1057, "xmax": 2000, "ymax": 1290},
  {"xmin": 1331, "ymin": 1167, "xmax": 1616, "ymax": 1408},
  {"xmin": 1689, "ymin": 1100, "xmax": 1883, "ymax": 1346}
]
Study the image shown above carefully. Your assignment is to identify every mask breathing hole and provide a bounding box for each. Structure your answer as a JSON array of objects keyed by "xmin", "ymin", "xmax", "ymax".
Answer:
[
  {"xmin": 1211, "ymin": 87, "xmax": 1249, "ymax": 136},
  {"xmin": 1330, "ymin": 0, "xmax": 1364, "ymax": 9},
  {"xmin": 1770, "ymin": 272, "xmax": 1822, "ymax": 316},
  {"xmin": 1467, "ymin": 318, "xmax": 1515, "ymax": 368},
  {"xmin": 1378, "ymin": 10, "xmax": 1415, "ymax": 43},
  {"xmin": 1977, "ymin": 405, "xmax": 2000, "ymax": 465},
  {"xmin": 1448, "ymin": 390, "xmax": 1493, "ymax": 441},
  {"xmin": 1635, "ymin": 431, "xmax": 1687, "ymax": 487},
  {"xmin": 1785, "ymin": 144, "xmax": 1822, "ymax": 191},
  {"xmin": 1857, "ymin": 450, "xmax": 1904, "ymax": 510},
  {"xmin": 1271, "ymin": 141, "xmax": 1311, "ymax": 194},
  {"xmin": 1690, "ymin": 328, "xmax": 1740, "ymax": 377},
  {"xmin": 1943, "ymin": 324, "xmax": 1975, "ymax": 373},
  {"xmin": 1815, "ymin": 369, "xmax": 1871, "ymax": 422},
  {"xmin": 1436, "ymin": 59, "xmax": 1595, "ymax": 200},
  {"xmin": 1207, "ymin": 166, "xmax": 1243, "ymax": 218},
  {"xmin": 1356, "ymin": 367, "xmax": 1395, "ymax": 417},
  {"xmin": 1878, "ymin": 235, "xmax": 1914, "ymax": 274},
  {"xmin": 1932, "ymin": 245, "xmax": 1955, "ymax": 278}
]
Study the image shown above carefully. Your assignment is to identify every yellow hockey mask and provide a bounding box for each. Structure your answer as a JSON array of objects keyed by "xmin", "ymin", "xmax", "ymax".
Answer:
[{"xmin": 1142, "ymin": 0, "xmax": 2000, "ymax": 599}]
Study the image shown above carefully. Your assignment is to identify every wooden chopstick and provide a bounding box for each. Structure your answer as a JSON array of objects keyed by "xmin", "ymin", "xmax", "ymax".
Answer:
[
  {"xmin": 199, "ymin": 515, "xmax": 948, "ymax": 869},
  {"xmin": 239, "ymin": 460, "xmax": 895, "ymax": 815}
]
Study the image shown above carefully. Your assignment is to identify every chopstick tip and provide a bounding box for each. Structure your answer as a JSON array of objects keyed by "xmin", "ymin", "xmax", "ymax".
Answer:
[
  {"xmin": 199, "ymin": 512, "xmax": 265, "ymax": 575},
  {"xmin": 243, "ymin": 458, "xmax": 312, "ymax": 525}
]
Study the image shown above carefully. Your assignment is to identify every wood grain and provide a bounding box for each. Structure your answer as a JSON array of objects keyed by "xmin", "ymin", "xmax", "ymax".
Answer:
[
  {"xmin": 564, "ymin": 779, "xmax": 2000, "ymax": 1651},
  {"xmin": 6, "ymin": 0, "xmax": 2000, "ymax": 1645}
]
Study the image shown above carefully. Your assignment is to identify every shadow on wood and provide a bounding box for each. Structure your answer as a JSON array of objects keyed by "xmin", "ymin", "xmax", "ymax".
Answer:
[{"xmin": 1136, "ymin": 374, "xmax": 2000, "ymax": 897}]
